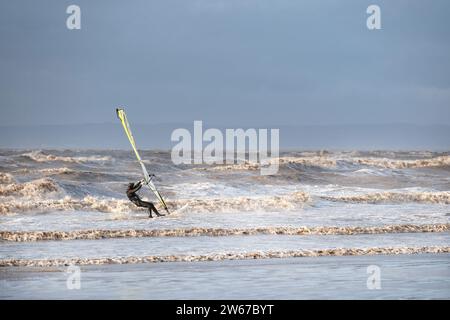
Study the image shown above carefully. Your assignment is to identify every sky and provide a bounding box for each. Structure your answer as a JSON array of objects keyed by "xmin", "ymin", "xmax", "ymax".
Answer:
[{"xmin": 0, "ymin": 0, "xmax": 449, "ymax": 127}]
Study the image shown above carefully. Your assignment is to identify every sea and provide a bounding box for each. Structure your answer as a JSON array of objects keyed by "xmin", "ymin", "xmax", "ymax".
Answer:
[{"xmin": 0, "ymin": 149, "xmax": 449, "ymax": 299}]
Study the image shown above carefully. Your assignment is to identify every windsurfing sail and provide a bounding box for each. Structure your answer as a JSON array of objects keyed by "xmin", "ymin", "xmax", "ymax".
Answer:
[{"xmin": 116, "ymin": 108, "xmax": 170, "ymax": 214}]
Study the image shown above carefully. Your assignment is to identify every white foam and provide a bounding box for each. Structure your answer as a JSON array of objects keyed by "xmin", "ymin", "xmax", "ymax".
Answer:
[
  {"xmin": 0, "ymin": 178, "xmax": 64, "ymax": 199},
  {"xmin": 22, "ymin": 151, "xmax": 112, "ymax": 164},
  {"xmin": 0, "ymin": 191, "xmax": 312, "ymax": 215}
]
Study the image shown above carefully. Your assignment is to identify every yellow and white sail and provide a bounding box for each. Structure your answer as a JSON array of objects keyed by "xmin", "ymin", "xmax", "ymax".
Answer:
[{"xmin": 116, "ymin": 108, "xmax": 170, "ymax": 214}]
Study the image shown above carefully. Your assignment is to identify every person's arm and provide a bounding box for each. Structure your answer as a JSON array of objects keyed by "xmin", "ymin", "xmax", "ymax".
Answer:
[{"xmin": 129, "ymin": 181, "xmax": 142, "ymax": 193}]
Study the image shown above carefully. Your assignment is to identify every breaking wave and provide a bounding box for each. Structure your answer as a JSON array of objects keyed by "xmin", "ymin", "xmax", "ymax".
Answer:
[
  {"xmin": 1, "ymin": 224, "xmax": 447, "ymax": 242},
  {"xmin": 0, "ymin": 178, "xmax": 63, "ymax": 199},
  {"xmin": 277, "ymin": 156, "xmax": 337, "ymax": 168},
  {"xmin": 21, "ymin": 151, "xmax": 112, "ymax": 164},
  {"xmin": 169, "ymin": 191, "xmax": 311, "ymax": 212},
  {"xmin": 194, "ymin": 155, "xmax": 450, "ymax": 171},
  {"xmin": 352, "ymin": 156, "xmax": 450, "ymax": 169},
  {"xmin": 0, "ymin": 196, "xmax": 134, "ymax": 215},
  {"xmin": 0, "ymin": 173, "xmax": 15, "ymax": 184},
  {"xmin": 323, "ymin": 191, "xmax": 450, "ymax": 204},
  {"xmin": 197, "ymin": 156, "xmax": 337, "ymax": 171},
  {"xmin": 0, "ymin": 191, "xmax": 311, "ymax": 215},
  {"xmin": 2, "ymin": 189, "xmax": 449, "ymax": 215},
  {"xmin": 38, "ymin": 167, "xmax": 75, "ymax": 175},
  {"xmin": 1, "ymin": 246, "xmax": 448, "ymax": 267},
  {"xmin": 196, "ymin": 162, "xmax": 260, "ymax": 172},
  {"xmin": 14, "ymin": 168, "xmax": 74, "ymax": 175}
]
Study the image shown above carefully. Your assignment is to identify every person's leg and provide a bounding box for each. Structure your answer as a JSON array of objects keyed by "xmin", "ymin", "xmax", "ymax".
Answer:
[
  {"xmin": 133, "ymin": 199, "xmax": 154, "ymax": 218},
  {"xmin": 136, "ymin": 199, "xmax": 164, "ymax": 218},
  {"xmin": 131, "ymin": 197, "xmax": 164, "ymax": 218},
  {"xmin": 149, "ymin": 203, "xmax": 164, "ymax": 217}
]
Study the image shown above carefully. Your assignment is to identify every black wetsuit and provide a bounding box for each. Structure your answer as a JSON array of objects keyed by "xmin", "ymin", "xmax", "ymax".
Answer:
[{"xmin": 127, "ymin": 181, "xmax": 163, "ymax": 218}]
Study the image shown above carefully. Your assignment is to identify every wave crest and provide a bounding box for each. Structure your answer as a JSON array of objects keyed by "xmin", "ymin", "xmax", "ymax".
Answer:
[
  {"xmin": 0, "ymin": 178, "xmax": 63, "ymax": 199},
  {"xmin": 197, "ymin": 162, "xmax": 260, "ymax": 172},
  {"xmin": 194, "ymin": 155, "xmax": 450, "ymax": 171},
  {"xmin": 197, "ymin": 157, "xmax": 337, "ymax": 172},
  {"xmin": 1, "ymin": 246, "xmax": 448, "ymax": 267},
  {"xmin": 39, "ymin": 167, "xmax": 75, "ymax": 174},
  {"xmin": 277, "ymin": 156, "xmax": 337, "ymax": 168},
  {"xmin": 170, "ymin": 191, "xmax": 311, "ymax": 212},
  {"xmin": 0, "ymin": 173, "xmax": 15, "ymax": 184},
  {"xmin": 323, "ymin": 191, "xmax": 450, "ymax": 204},
  {"xmin": 0, "ymin": 196, "xmax": 134, "ymax": 215},
  {"xmin": 0, "ymin": 191, "xmax": 311, "ymax": 215},
  {"xmin": 353, "ymin": 156, "xmax": 450, "ymax": 169},
  {"xmin": 22, "ymin": 151, "xmax": 112, "ymax": 164},
  {"xmin": 2, "ymin": 224, "xmax": 447, "ymax": 241}
]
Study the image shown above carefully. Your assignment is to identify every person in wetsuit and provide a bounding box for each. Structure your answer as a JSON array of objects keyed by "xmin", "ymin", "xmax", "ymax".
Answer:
[{"xmin": 127, "ymin": 178, "xmax": 164, "ymax": 218}]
